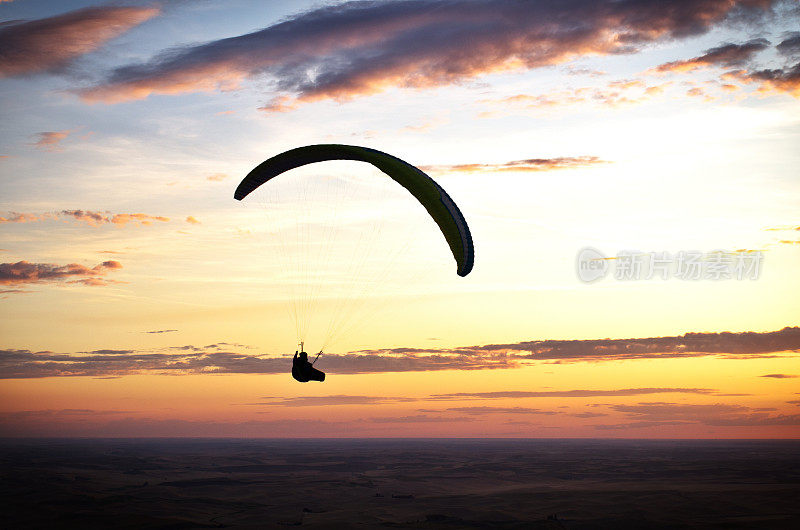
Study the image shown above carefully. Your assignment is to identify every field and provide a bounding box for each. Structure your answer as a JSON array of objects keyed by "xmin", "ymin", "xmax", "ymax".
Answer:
[{"xmin": 2, "ymin": 439, "xmax": 799, "ymax": 528}]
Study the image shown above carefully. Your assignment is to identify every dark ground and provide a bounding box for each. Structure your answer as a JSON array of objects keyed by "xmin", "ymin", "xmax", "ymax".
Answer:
[{"xmin": 1, "ymin": 438, "xmax": 798, "ymax": 529}]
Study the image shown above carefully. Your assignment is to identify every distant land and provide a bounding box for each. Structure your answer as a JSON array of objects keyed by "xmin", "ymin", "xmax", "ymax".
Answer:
[{"xmin": 2, "ymin": 438, "xmax": 798, "ymax": 528}]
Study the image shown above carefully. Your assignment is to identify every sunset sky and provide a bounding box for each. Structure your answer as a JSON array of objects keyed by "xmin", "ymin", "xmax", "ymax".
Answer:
[{"xmin": 1, "ymin": 0, "xmax": 799, "ymax": 438}]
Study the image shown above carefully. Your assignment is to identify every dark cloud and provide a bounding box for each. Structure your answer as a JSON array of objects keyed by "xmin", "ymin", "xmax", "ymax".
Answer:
[
  {"xmin": 145, "ymin": 329, "xmax": 178, "ymax": 334},
  {"xmin": 77, "ymin": 0, "xmax": 778, "ymax": 106},
  {"xmin": 0, "ymin": 6, "xmax": 160, "ymax": 78},
  {"xmin": 86, "ymin": 349, "xmax": 135, "ymax": 355},
  {"xmin": 420, "ymin": 157, "xmax": 608, "ymax": 174},
  {"xmin": 759, "ymin": 373, "xmax": 798, "ymax": 378},
  {"xmin": 776, "ymin": 31, "xmax": 800, "ymax": 57},
  {"xmin": 0, "ymin": 260, "xmax": 122, "ymax": 287},
  {"xmin": 653, "ymin": 38, "xmax": 770, "ymax": 73}
]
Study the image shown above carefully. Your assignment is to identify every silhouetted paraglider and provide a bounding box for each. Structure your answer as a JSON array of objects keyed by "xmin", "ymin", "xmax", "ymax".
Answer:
[
  {"xmin": 235, "ymin": 144, "xmax": 474, "ymax": 382},
  {"xmin": 292, "ymin": 346, "xmax": 325, "ymax": 383}
]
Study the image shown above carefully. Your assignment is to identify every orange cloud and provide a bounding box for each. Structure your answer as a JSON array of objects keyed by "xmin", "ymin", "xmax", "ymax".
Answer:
[
  {"xmin": 185, "ymin": 216, "xmax": 200, "ymax": 225},
  {"xmin": 724, "ymin": 63, "xmax": 800, "ymax": 97},
  {"xmin": 31, "ymin": 130, "xmax": 73, "ymax": 152},
  {"xmin": 479, "ymin": 78, "xmax": 674, "ymax": 116},
  {"xmin": 206, "ymin": 173, "xmax": 227, "ymax": 182},
  {"xmin": 421, "ymin": 156, "xmax": 608, "ymax": 174},
  {"xmin": 0, "ymin": 260, "xmax": 122, "ymax": 287},
  {"xmin": 77, "ymin": 0, "xmax": 776, "ymax": 107},
  {"xmin": 0, "ymin": 6, "xmax": 160, "ymax": 78},
  {"xmin": 109, "ymin": 213, "xmax": 169, "ymax": 226},
  {"xmin": 0, "ymin": 212, "xmax": 52, "ymax": 224},
  {"xmin": 60, "ymin": 210, "xmax": 169, "ymax": 227}
]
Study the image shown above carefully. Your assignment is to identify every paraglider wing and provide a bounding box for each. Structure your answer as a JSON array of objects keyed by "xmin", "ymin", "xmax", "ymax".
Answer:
[{"xmin": 234, "ymin": 144, "xmax": 474, "ymax": 276}]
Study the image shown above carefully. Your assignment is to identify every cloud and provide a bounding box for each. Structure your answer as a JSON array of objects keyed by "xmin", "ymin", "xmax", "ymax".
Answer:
[
  {"xmin": 0, "ymin": 414, "xmax": 353, "ymax": 437},
  {"xmin": 185, "ymin": 216, "xmax": 200, "ymax": 225},
  {"xmin": 31, "ymin": 130, "xmax": 73, "ymax": 152},
  {"xmin": 724, "ymin": 62, "xmax": 800, "ymax": 96},
  {"xmin": 454, "ymin": 326, "xmax": 800, "ymax": 362},
  {"xmin": 593, "ymin": 420, "xmax": 693, "ymax": 430},
  {"xmin": 652, "ymin": 38, "xmax": 770, "ymax": 73},
  {"xmin": 107, "ymin": 213, "xmax": 170, "ymax": 226},
  {"xmin": 607, "ymin": 402, "xmax": 800, "ymax": 427},
  {"xmin": 431, "ymin": 388, "xmax": 717, "ymax": 400},
  {"xmin": 369, "ymin": 414, "xmax": 475, "ymax": 423},
  {"xmin": 260, "ymin": 395, "xmax": 417, "ymax": 407},
  {"xmin": 206, "ymin": 173, "xmax": 228, "ymax": 181},
  {"xmin": 420, "ymin": 156, "xmax": 607, "ymax": 174},
  {"xmin": 779, "ymin": 240, "xmax": 800, "ymax": 244},
  {"xmin": 3, "ymin": 408, "xmax": 136, "ymax": 419},
  {"xmin": 0, "ymin": 260, "xmax": 122, "ymax": 290},
  {"xmin": 0, "ymin": 343, "xmax": 514, "ymax": 379},
  {"xmin": 145, "ymin": 329, "xmax": 178, "ymax": 334},
  {"xmin": 445, "ymin": 406, "xmax": 557, "ymax": 415},
  {"xmin": 0, "ymin": 210, "xmax": 170, "ymax": 227},
  {"xmin": 478, "ymin": 79, "xmax": 675, "ymax": 116},
  {"xmin": 0, "ymin": 5, "xmax": 160, "ymax": 78},
  {"xmin": 0, "ymin": 288, "xmax": 29, "ymax": 297},
  {"xmin": 776, "ymin": 32, "xmax": 800, "ymax": 58},
  {"xmin": 764, "ymin": 225, "xmax": 800, "ymax": 231},
  {"xmin": 759, "ymin": 373, "xmax": 798, "ymax": 378},
  {"xmin": 0, "ymin": 212, "xmax": 52, "ymax": 224},
  {"xmin": 77, "ymin": 0, "xmax": 777, "ymax": 106},
  {"xmin": 571, "ymin": 411, "xmax": 610, "ymax": 418},
  {"xmin": 3, "ymin": 326, "xmax": 797, "ymax": 379}
]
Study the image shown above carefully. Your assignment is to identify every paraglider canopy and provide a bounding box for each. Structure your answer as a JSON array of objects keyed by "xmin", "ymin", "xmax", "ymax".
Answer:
[{"xmin": 234, "ymin": 144, "xmax": 474, "ymax": 276}]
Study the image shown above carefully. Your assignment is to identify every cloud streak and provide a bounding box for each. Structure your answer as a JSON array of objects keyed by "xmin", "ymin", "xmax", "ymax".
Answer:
[
  {"xmin": 431, "ymin": 388, "xmax": 719, "ymax": 400},
  {"xmin": 420, "ymin": 157, "xmax": 607, "ymax": 174},
  {"xmin": 2, "ymin": 327, "xmax": 797, "ymax": 379},
  {"xmin": 652, "ymin": 39, "xmax": 770, "ymax": 73},
  {"xmin": 260, "ymin": 395, "xmax": 418, "ymax": 407},
  {"xmin": 31, "ymin": 130, "xmax": 73, "ymax": 152},
  {"xmin": 603, "ymin": 402, "xmax": 800, "ymax": 428},
  {"xmin": 0, "ymin": 210, "xmax": 170, "ymax": 226},
  {"xmin": 77, "ymin": 0, "xmax": 778, "ymax": 106},
  {"xmin": 449, "ymin": 326, "xmax": 800, "ymax": 362},
  {"xmin": 0, "ymin": 5, "xmax": 160, "ymax": 78},
  {"xmin": 0, "ymin": 260, "xmax": 122, "ymax": 287}
]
